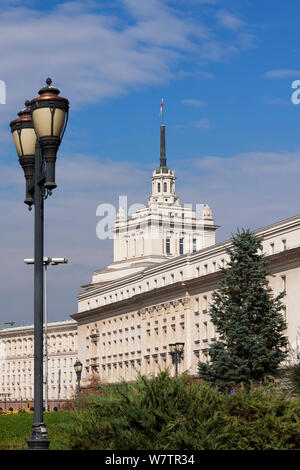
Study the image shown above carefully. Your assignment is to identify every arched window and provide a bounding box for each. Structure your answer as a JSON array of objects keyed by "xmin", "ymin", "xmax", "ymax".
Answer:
[
  {"xmin": 158, "ymin": 182, "xmax": 161, "ymax": 192},
  {"xmin": 164, "ymin": 182, "xmax": 167, "ymax": 192}
]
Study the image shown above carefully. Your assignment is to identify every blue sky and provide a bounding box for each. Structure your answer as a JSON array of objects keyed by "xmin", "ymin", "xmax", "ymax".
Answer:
[{"xmin": 1, "ymin": 0, "xmax": 300, "ymax": 325}]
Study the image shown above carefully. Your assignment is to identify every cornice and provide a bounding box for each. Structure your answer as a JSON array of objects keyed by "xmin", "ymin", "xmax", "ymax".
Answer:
[{"xmin": 72, "ymin": 245, "xmax": 300, "ymax": 325}]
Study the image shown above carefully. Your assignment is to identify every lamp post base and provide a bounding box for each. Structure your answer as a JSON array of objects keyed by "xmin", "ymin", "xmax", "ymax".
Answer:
[{"xmin": 28, "ymin": 423, "xmax": 50, "ymax": 450}]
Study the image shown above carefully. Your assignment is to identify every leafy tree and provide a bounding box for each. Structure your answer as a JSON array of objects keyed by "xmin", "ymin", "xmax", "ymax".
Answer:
[{"xmin": 198, "ymin": 228, "xmax": 288, "ymax": 392}]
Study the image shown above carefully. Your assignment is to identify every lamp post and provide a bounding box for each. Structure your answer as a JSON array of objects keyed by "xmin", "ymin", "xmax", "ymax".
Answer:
[
  {"xmin": 10, "ymin": 78, "xmax": 69, "ymax": 450},
  {"xmin": 24, "ymin": 257, "xmax": 68, "ymax": 412},
  {"xmin": 73, "ymin": 359, "xmax": 82, "ymax": 411},
  {"xmin": 169, "ymin": 343, "xmax": 184, "ymax": 378}
]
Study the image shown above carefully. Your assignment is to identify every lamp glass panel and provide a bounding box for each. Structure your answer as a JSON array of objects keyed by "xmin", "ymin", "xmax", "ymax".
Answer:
[
  {"xmin": 177, "ymin": 343, "xmax": 184, "ymax": 352},
  {"xmin": 74, "ymin": 361, "xmax": 82, "ymax": 373},
  {"xmin": 169, "ymin": 344, "xmax": 176, "ymax": 353},
  {"xmin": 52, "ymin": 108, "xmax": 66, "ymax": 137},
  {"xmin": 12, "ymin": 130, "xmax": 22, "ymax": 157},
  {"xmin": 32, "ymin": 108, "xmax": 52, "ymax": 137},
  {"xmin": 32, "ymin": 107, "xmax": 66, "ymax": 138},
  {"xmin": 20, "ymin": 128, "xmax": 36, "ymax": 156}
]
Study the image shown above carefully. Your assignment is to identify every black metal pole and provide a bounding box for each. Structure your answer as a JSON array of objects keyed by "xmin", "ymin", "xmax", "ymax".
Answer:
[
  {"xmin": 77, "ymin": 375, "xmax": 81, "ymax": 411},
  {"xmin": 28, "ymin": 142, "xmax": 49, "ymax": 450},
  {"xmin": 58, "ymin": 369, "xmax": 61, "ymax": 410},
  {"xmin": 175, "ymin": 352, "xmax": 178, "ymax": 379}
]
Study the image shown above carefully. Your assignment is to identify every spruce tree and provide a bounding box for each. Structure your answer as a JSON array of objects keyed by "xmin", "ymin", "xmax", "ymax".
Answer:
[{"xmin": 198, "ymin": 228, "xmax": 288, "ymax": 392}]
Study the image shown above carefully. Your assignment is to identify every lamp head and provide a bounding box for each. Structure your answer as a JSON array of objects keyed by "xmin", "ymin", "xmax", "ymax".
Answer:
[
  {"xmin": 29, "ymin": 78, "xmax": 69, "ymax": 190},
  {"xmin": 10, "ymin": 103, "xmax": 36, "ymax": 208},
  {"xmin": 74, "ymin": 359, "xmax": 83, "ymax": 376}
]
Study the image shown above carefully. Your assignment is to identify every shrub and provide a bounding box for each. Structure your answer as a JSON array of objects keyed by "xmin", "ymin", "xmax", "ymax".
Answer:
[
  {"xmin": 282, "ymin": 363, "xmax": 300, "ymax": 395},
  {"xmin": 60, "ymin": 371, "xmax": 300, "ymax": 450}
]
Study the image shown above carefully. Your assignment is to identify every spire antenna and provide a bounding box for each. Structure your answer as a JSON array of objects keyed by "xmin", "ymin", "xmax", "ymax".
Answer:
[{"xmin": 160, "ymin": 123, "xmax": 166, "ymax": 168}]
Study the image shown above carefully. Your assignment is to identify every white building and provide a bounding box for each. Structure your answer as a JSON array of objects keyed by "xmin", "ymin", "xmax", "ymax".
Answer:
[
  {"xmin": 72, "ymin": 125, "xmax": 300, "ymax": 386},
  {"xmin": 1, "ymin": 123, "xmax": 300, "ymax": 407},
  {"xmin": 0, "ymin": 320, "xmax": 77, "ymax": 410}
]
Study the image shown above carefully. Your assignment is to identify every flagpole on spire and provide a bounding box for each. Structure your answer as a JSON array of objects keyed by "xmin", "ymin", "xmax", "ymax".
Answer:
[{"xmin": 160, "ymin": 98, "xmax": 164, "ymax": 125}]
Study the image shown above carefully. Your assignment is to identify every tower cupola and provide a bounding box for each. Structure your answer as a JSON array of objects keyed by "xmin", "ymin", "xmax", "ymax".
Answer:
[{"xmin": 149, "ymin": 124, "xmax": 178, "ymax": 205}]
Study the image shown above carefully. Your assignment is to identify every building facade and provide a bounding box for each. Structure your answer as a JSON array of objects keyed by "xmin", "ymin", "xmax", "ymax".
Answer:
[
  {"xmin": 0, "ymin": 320, "xmax": 77, "ymax": 410},
  {"xmin": 1, "ymin": 124, "xmax": 300, "ymax": 406}
]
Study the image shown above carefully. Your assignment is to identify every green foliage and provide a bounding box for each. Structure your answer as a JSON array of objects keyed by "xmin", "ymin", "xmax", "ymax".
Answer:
[
  {"xmin": 282, "ymin": 362, "xmax": 300, "ymax": 395},
  {"xmin": 198, "ymin": 228, "xmax": 288, "ymax": 391},
  {"xmin": 60, "ymin": 372, "xmax": 300, "ymax": 450}
]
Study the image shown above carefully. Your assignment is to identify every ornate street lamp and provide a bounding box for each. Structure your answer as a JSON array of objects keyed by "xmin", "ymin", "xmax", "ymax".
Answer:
[
  {"xmin": 169, "ymin": 342, "xmax": 184, "ymax": 378},
  {"xmin": 73, "ymin": 359, "xmax": 83, "ymax": 411},
  {"xmin": 9, "ymin": 105, "xmax": 36, "ymax": 208},
  {"xmin": 9, "ymin": 78, "xmax": 69, "ymax": 450},
  {"xmin": 29, "ymin": 78, "xmax": 69, "ymax": 191}
]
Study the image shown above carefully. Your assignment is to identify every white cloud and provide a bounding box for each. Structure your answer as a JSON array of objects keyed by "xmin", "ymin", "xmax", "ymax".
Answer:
[
  {"xmin": 0, "ymin": 0, "xmax": 254, "ymax": 141},
  {"xmin": 216, "ymin": 10, "xmax": 244, "ymax": 31},
  {"xmin": 192, "ymin": 118, "xmax": 212, "ymax": 130},
  {"xmin": 177, "ymin": 150, "xmax": 300, "ymax": 240},
  {"xmin": 263, "ymin": 69, "xmax": 300, "ymax": 79},
  {"xmin": 182, "ymin": 99, "xmax": 205, "ymax": 107}
]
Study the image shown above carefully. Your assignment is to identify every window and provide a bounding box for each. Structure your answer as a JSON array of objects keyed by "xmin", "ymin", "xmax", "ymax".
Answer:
[
  {"xmin": 166, "ymin": 237, "xmax": 171, "ymax": 254},
  {"xmin": 203, "ymin": 296, "xmax": 208, "ymax": 313},
  {"xmin": 203, "ymin": 321, "xmax": 208, "ymax": 340},
  {"xmin": 179, "ymin": 238, "xmax": 184, "ymax": 255},
  {"xmin": 158, "ymin": 182, "xmax": 161, "ymax": 192},
  {"xmin": 281, "ymin": 275, "xmax": 286, "ymax": 294},
  {"xmin": 282, "ymin": 239, "xmax": 287, "ymax": 251},
  {"xmin": 193, "ymin": 239, "xmax": 197, "ymax": 253},
  {"xmin": 164, "ymin": 182, "xmax": 167, "ymax": 192},
  {"xmin": 270, "ymin": 242, "xmax": 275, "ymax": 254}
]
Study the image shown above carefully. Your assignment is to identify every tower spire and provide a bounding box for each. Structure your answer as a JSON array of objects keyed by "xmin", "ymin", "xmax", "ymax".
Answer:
[{"xmin": 160, "ymin": 124, "xmax": 166, "ymax": 168}]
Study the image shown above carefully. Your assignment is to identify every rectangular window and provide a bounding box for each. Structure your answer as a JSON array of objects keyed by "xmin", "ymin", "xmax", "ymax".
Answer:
[
  {"xmin": 281, "ymin": 275, "xmax": 286, "ymax": 294},
  {"xmin": 166, "ymin": 237, "xmax": 171, "ymax": 254},
  {"xmin": 179, "ymin": 238, "xmax": 184, "ymax": 255},
  {"xmin": 203, "ymin": 296, "xmax": 208, "ymax": 313},
  {"xmin": 282, "ymin": 239, "xmax": 287, "ymax": 251},
  {"xmin": 193, "ymin": 238, "xmax": 197, "ymax": 253},
  {"xmin": 203, "ymin": 321, "xmax": 208, "ymax": 340}
]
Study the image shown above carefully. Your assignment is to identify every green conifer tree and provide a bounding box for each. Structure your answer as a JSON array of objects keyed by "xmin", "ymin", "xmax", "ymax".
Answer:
[{"xmin": 198, "ymin": 229, "xmax": 288, "ymax": 392}]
